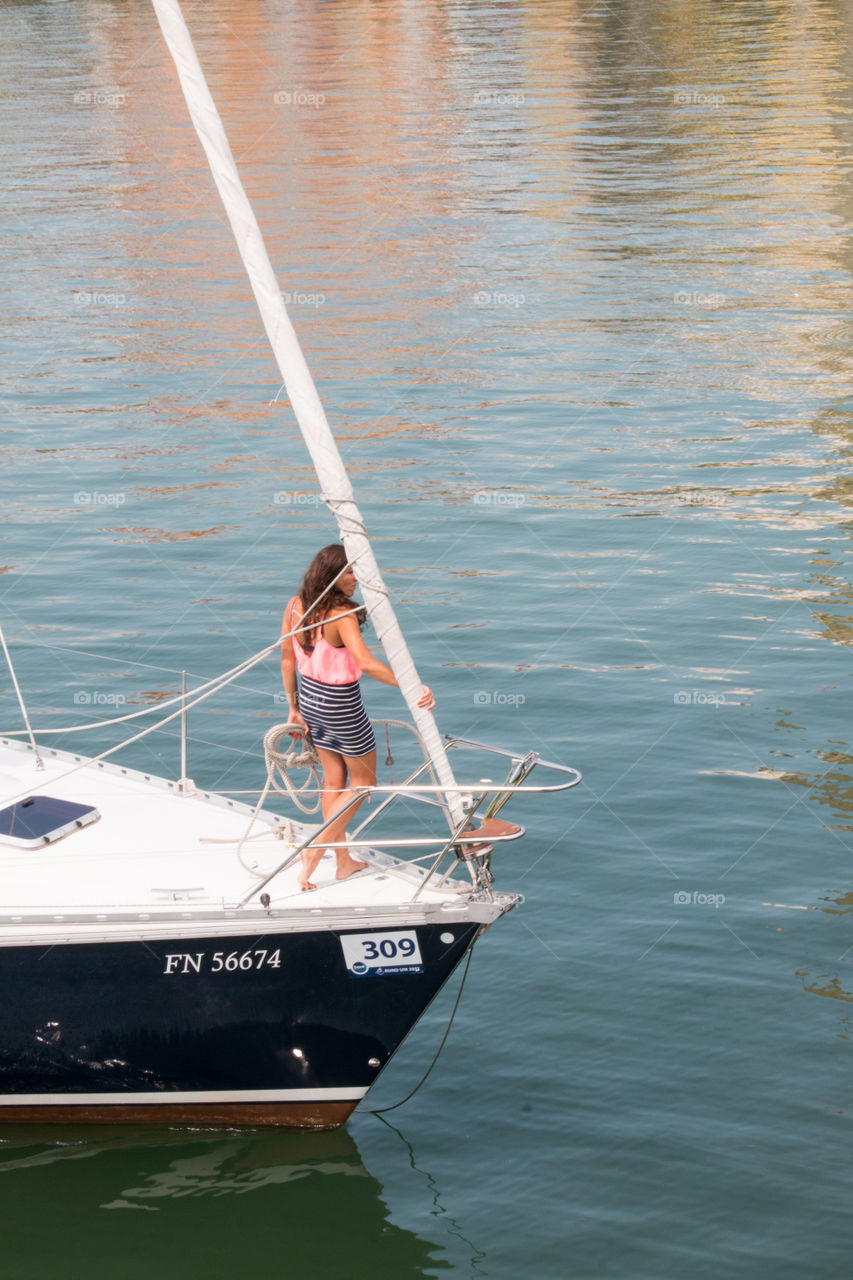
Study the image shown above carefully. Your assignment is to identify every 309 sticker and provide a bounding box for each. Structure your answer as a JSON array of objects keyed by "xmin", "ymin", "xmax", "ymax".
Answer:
[{"xmin": 341, "ymin": 930, "xmax": 423, "ymax": 977}]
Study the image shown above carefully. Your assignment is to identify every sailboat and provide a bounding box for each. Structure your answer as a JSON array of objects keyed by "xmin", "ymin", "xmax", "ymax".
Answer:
[{"xmin": 0, "ymin": 0, "xmax": 581, "ymax": 1128}]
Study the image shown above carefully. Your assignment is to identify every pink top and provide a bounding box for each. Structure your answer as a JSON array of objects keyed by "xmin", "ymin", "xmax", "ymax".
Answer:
[{"xmin": 291, "ymin": 604, "xmax": 362, "ymax": 685}]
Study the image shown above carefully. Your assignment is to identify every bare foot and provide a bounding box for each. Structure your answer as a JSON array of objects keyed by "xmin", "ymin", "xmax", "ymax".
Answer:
[
  {"xmin": 335, "ymin": 858, "xmax": 368, "ymax": 881},
  {"xmin": 299, "ymin": 848, "xmax": 320, "ymax": 891}
]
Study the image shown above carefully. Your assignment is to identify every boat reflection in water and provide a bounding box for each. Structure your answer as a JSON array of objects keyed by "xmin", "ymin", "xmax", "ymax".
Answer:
[{"xmin": 0, "ymin": 1122, "xmax": 467, "ymax": 1275}]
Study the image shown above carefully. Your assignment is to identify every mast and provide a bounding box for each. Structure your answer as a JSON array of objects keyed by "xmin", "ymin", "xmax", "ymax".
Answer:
[{"xmin": 151, "ymin": 0, "xmax": 466, "ymax": 826}]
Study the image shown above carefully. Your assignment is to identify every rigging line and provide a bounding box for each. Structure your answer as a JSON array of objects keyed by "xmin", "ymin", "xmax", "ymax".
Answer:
[
  {"xmin": 3, "ymin": 643, "xmax": 194, "ymax": 677},
  {"xmin": 143, "ymin": 727, "xmax": 269, "ymax": 760},
  {"xmin": 356, "ymin": 944, "xmax": 475, "ymax": 1116},
  {"xmin": 0, "ymin": 584, "xmax": 361, "ymax": 737},
  {"xmin": 0, "ymin": 659, "xmax": 276, "ymax": 807},
  {"xmin": 0, "ymin": 611, "xmax": 346, "ymax": 804},
  {"xmin": 0, "ymin": 575, "xmax": 369, "ymax": 805},
  {"xmin": 0, "ymin": 637, "xmax": 281, "ymax": 737},
  {"xmin": 12, "ymin": 641, "xmax": 276, "ymax": 697},
  {"xmin": 0, "ymin": 624, "xmax": 43, "ymax": 770}
]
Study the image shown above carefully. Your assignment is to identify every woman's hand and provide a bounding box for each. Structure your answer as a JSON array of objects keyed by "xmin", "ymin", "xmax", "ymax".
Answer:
[
  {"xmin": 417, "ymin": 685, "xmax": 435, "ymax": 710},
  {"xmin": 287, "ymin": 710, "xmax": 309, "ymax": 736}
]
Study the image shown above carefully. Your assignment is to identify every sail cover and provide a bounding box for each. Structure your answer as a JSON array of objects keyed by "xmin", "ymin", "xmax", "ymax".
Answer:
[{"xmin": 151, "ymin": 0, "xmax": 466, "ymax": 826}]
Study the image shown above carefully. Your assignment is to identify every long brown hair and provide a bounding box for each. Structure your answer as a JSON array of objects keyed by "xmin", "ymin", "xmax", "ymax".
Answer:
[{"xmin": 295, "ymin": 543, "xmax": 365, "ymax": 650}]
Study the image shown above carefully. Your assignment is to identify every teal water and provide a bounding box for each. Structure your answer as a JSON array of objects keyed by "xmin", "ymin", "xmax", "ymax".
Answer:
[{"xmin": 3, "ymin": 0, "xmax": 853, "ymax": 1275}]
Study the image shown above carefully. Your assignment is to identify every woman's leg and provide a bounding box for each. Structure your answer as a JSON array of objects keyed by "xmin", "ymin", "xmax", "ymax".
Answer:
[
  {"xmin": 331, "ymin": 749, "xmax": 376, "ymax": 879},
  {"xmin": 299, "ymin": 748, "xmax": 347, "ymax": 890}
]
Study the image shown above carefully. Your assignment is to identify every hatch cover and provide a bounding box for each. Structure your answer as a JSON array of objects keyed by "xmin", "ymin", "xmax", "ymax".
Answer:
[{"xmin": 0, "ymin": 795, "xmax": 100, "ymax": 849}]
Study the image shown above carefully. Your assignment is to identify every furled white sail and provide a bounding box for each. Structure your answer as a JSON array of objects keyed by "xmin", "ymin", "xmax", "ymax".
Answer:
[{"xmin": 151, "ymin": 0, "xmax": 466, "ymax": 825}]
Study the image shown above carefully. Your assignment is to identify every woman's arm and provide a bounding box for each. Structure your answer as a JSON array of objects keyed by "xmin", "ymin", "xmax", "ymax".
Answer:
[
  {"xmin": 334, "ymin": 613, "xmax": 396, "ymax": 685},
  {"xmin": 333, "ymin": 613, "xmax": 435, "ymax": 708},
  {"xmin": 280, "ymin": 598, "xmax": 307, "ymax": 729}
]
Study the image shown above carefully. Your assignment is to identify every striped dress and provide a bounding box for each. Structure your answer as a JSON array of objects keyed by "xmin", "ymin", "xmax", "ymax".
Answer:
[{"xmin": 291, "ymin": 607, "xmax": 376, "ymax": 758}]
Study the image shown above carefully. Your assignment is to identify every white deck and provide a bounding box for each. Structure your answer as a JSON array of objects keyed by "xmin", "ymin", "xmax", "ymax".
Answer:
[{"xmin": 0, "ymin": 738, "xmax": 499, "ymax": 941}]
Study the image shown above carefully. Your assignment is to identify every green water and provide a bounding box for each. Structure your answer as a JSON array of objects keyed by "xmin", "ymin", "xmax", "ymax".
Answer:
[{"xmin": 3, "ymin": 0, "xmax": 853, "ymax": 1274}]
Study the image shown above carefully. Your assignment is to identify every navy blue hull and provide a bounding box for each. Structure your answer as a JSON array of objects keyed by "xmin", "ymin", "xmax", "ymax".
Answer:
[{"xmin": 0, "ymin": 921, "xmax": 479, "ymax": 1123}]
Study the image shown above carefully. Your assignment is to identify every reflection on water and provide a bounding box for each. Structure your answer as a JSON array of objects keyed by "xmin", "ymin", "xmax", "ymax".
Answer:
[
  {"xmin": 0, "ymin": 1122, "xmax": 454, "ymax": 1278},
  {"xmin": 798, "ymin": 971, "xmax": 853, "ymax": 1005},
  {"xmin": 757, "ymin": 744, "xmax": 853, "ymax": 830},
  {"xmin": 6, "ymin": 0, "xmax": 853, "ymax": 629}
]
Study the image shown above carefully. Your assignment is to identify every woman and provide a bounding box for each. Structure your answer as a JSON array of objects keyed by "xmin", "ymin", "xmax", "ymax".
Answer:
[{"xmin": 281, "ymin": 544, "xmax": 435, "ymax": 891}]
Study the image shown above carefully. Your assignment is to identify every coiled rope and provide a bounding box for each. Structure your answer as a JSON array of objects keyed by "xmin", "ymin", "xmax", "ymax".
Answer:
[
  {"xmin": 262, "ymin": 723, "xmax": 322, "ymax": 815},
  {"xmin": 225, "ymin": 723, "xmax": 323, "ymax": 876}
]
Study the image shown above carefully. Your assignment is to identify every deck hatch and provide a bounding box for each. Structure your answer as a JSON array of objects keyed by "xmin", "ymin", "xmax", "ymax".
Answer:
[{"xmin": 0, "ymin": 795, "xmax": 100, "ymax": 849}]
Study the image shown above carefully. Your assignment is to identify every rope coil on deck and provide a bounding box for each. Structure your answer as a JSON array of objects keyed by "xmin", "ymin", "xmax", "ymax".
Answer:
[{"xmin": 262, "ymin": 723, "xmax": 322, "ymax": 815}]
